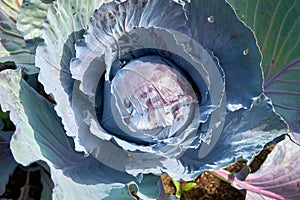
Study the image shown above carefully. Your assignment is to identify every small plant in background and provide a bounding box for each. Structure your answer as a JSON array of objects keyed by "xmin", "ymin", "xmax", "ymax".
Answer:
[{"xmin": 172, "ymin": 178, "xmax": 197, "ymax": 199}]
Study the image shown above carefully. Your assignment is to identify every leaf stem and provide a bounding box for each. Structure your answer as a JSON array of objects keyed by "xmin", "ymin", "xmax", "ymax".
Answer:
[{"xmin": 211, "ymin": 169, "xmax": 285, "ymax": 200}]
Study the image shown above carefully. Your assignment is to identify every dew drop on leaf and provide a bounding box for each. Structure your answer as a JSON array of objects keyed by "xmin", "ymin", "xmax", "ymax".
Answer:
[
  {"xmin": 243, "ymin": 49, "xmax": 249, "ymax": 56},
  {"xmin": 207, "ymin": 15, "xmax": 215, "ymax": 23}
]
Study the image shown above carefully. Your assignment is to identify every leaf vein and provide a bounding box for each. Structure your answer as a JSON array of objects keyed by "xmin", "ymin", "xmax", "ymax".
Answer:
[{"xmin": 268, "ymin": 0, "xmax": 296, "ymax": 79}]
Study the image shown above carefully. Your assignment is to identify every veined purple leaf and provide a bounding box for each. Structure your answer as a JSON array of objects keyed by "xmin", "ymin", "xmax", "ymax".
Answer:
[
  {"xmin": 264, "ymin": 57, "xmax": 300, "ymax": 138},
  {"xmin": 227, "ymin": 0, "xmax": 300, "ymax": 137},
  {"xmin": 213, "ymin": 138, "xmax": 300, "ymax": 200}
]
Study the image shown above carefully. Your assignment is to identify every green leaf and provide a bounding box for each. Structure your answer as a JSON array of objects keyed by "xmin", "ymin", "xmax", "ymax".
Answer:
[
  {"xmin": 228, "ymin": 0, "xmax": 300, "ymax": 132},
  {"xmin": 181, "ymin": 182, "xmax": 197, "ymax": 192},
  {"xmin": 0, "ymin": 9, "xmax": 37, "ymax": 74},
  {"xmin": 0, "ymin": 69, "xmax": 137, "ymax": 200},
  {"xmin": 0, "ymin": 69, "xmax": 43, "ymax": 165},
  {"xmin": 17, "ymin": 0, "xmax": 53, "ymax": 40},
  {"xmin": 17, "ymin": 0, "xmax": 54, "ymax": 52},
  {"xmin": 0, "ymin": 0, "xmax": 21, "ymax": 21},
  {"xmin": 171, "ymin": 178, "xmax": 181, "ymax": 198}
]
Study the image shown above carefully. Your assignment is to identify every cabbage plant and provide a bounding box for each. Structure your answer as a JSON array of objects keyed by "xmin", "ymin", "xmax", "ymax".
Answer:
[{"xmin": 0, "ymin": 0, "xmax": 299, "ymax": 199}]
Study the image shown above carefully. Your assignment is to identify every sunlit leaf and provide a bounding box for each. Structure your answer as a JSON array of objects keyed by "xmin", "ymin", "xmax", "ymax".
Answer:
[
  {"xmin": 17, "ymin": 0, "xmax": 53, "ymax": 40},
  {"xmin": 182, "ymin": 182, "xmax": 197, "ymax": 192},
  {"xmin": 16, "ymin": 0, "xmax": 54, "ymax": 52},
  {"xmin": 35, "ymin": 0, "xmax": 107, "ymax": 151}
]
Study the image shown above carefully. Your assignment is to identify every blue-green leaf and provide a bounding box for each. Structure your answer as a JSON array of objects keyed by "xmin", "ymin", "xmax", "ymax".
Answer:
[
  {"xmin": 227, "ymin": 0, "xmax": 300, "ymax": 135},
  {"xmin": 17, "ymin": 0, "xmax": 54, "ymax": 41},
  {"xmin": 166, "ymin": 95, "xmax": 287, "ymax": 181},
  {"xmin": 0, "ymin": 69, "xmax": 161, "ymax": 199},
  {"xmin": 35, "ymin": 0, "xmax": 107, "ymax": 152},
  {"xmin": 187, "ymin": 0, "xmax": 263, "ymax": 110},
  {"xmin": 16, "ymin": 0, "xmax": 54, "ymax": 52}
]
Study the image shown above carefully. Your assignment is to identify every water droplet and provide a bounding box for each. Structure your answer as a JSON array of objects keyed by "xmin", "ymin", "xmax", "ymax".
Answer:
[
  {"xmin": 124, "ymin": 99, "xmax": 131, "ymax": 108},
  {"xmin": 243, "ymin": 49, "xmax": 249, "ymax": 56},
  {"xmin": 207, "ymin": 15, "xmax": 215, "ymax": 23}
]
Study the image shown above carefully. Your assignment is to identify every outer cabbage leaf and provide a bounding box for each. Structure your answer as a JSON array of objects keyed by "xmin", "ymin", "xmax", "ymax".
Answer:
[
  {"xmin": 0, "ymin": 69, "xmax": 160, "ymax": 199},
  {"xmin": 17, "ymin": 0, "xmax": 54, "ymax": 41},
  {"xmin": 228, "ymin": 0, "xmax": 300, "ymax": 137},
  {"xmin": 213, "ymin": 137, "xmax": 300, "ymax": 200},
  {"xmin": 35, "ymin": 0, "xmax": 109, "ymax": 152},
  {"xmin": 16, "ymin": 0, "xmax": 54, "ymax": 52},
  {"xmin": 185, "ymin": 0, "xmax": 270, "ymax": 158},
  {"xmin": 71, "ymin": 0, "xmax": 191, "ymax": 98},
  {"xmin": 0, "ymin": 131, "xmax": 18, "ymax": 195},
  {"xmin": 187, "ymin": 0, "xmax": 263, "ymax": 111},
  {"xmin": 164, "ymin": 94, "xmax": 287, "ymax": 181},
  {"xmin": 0, "ymin": 9, "xmax": 37, "ymax": 74}
]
